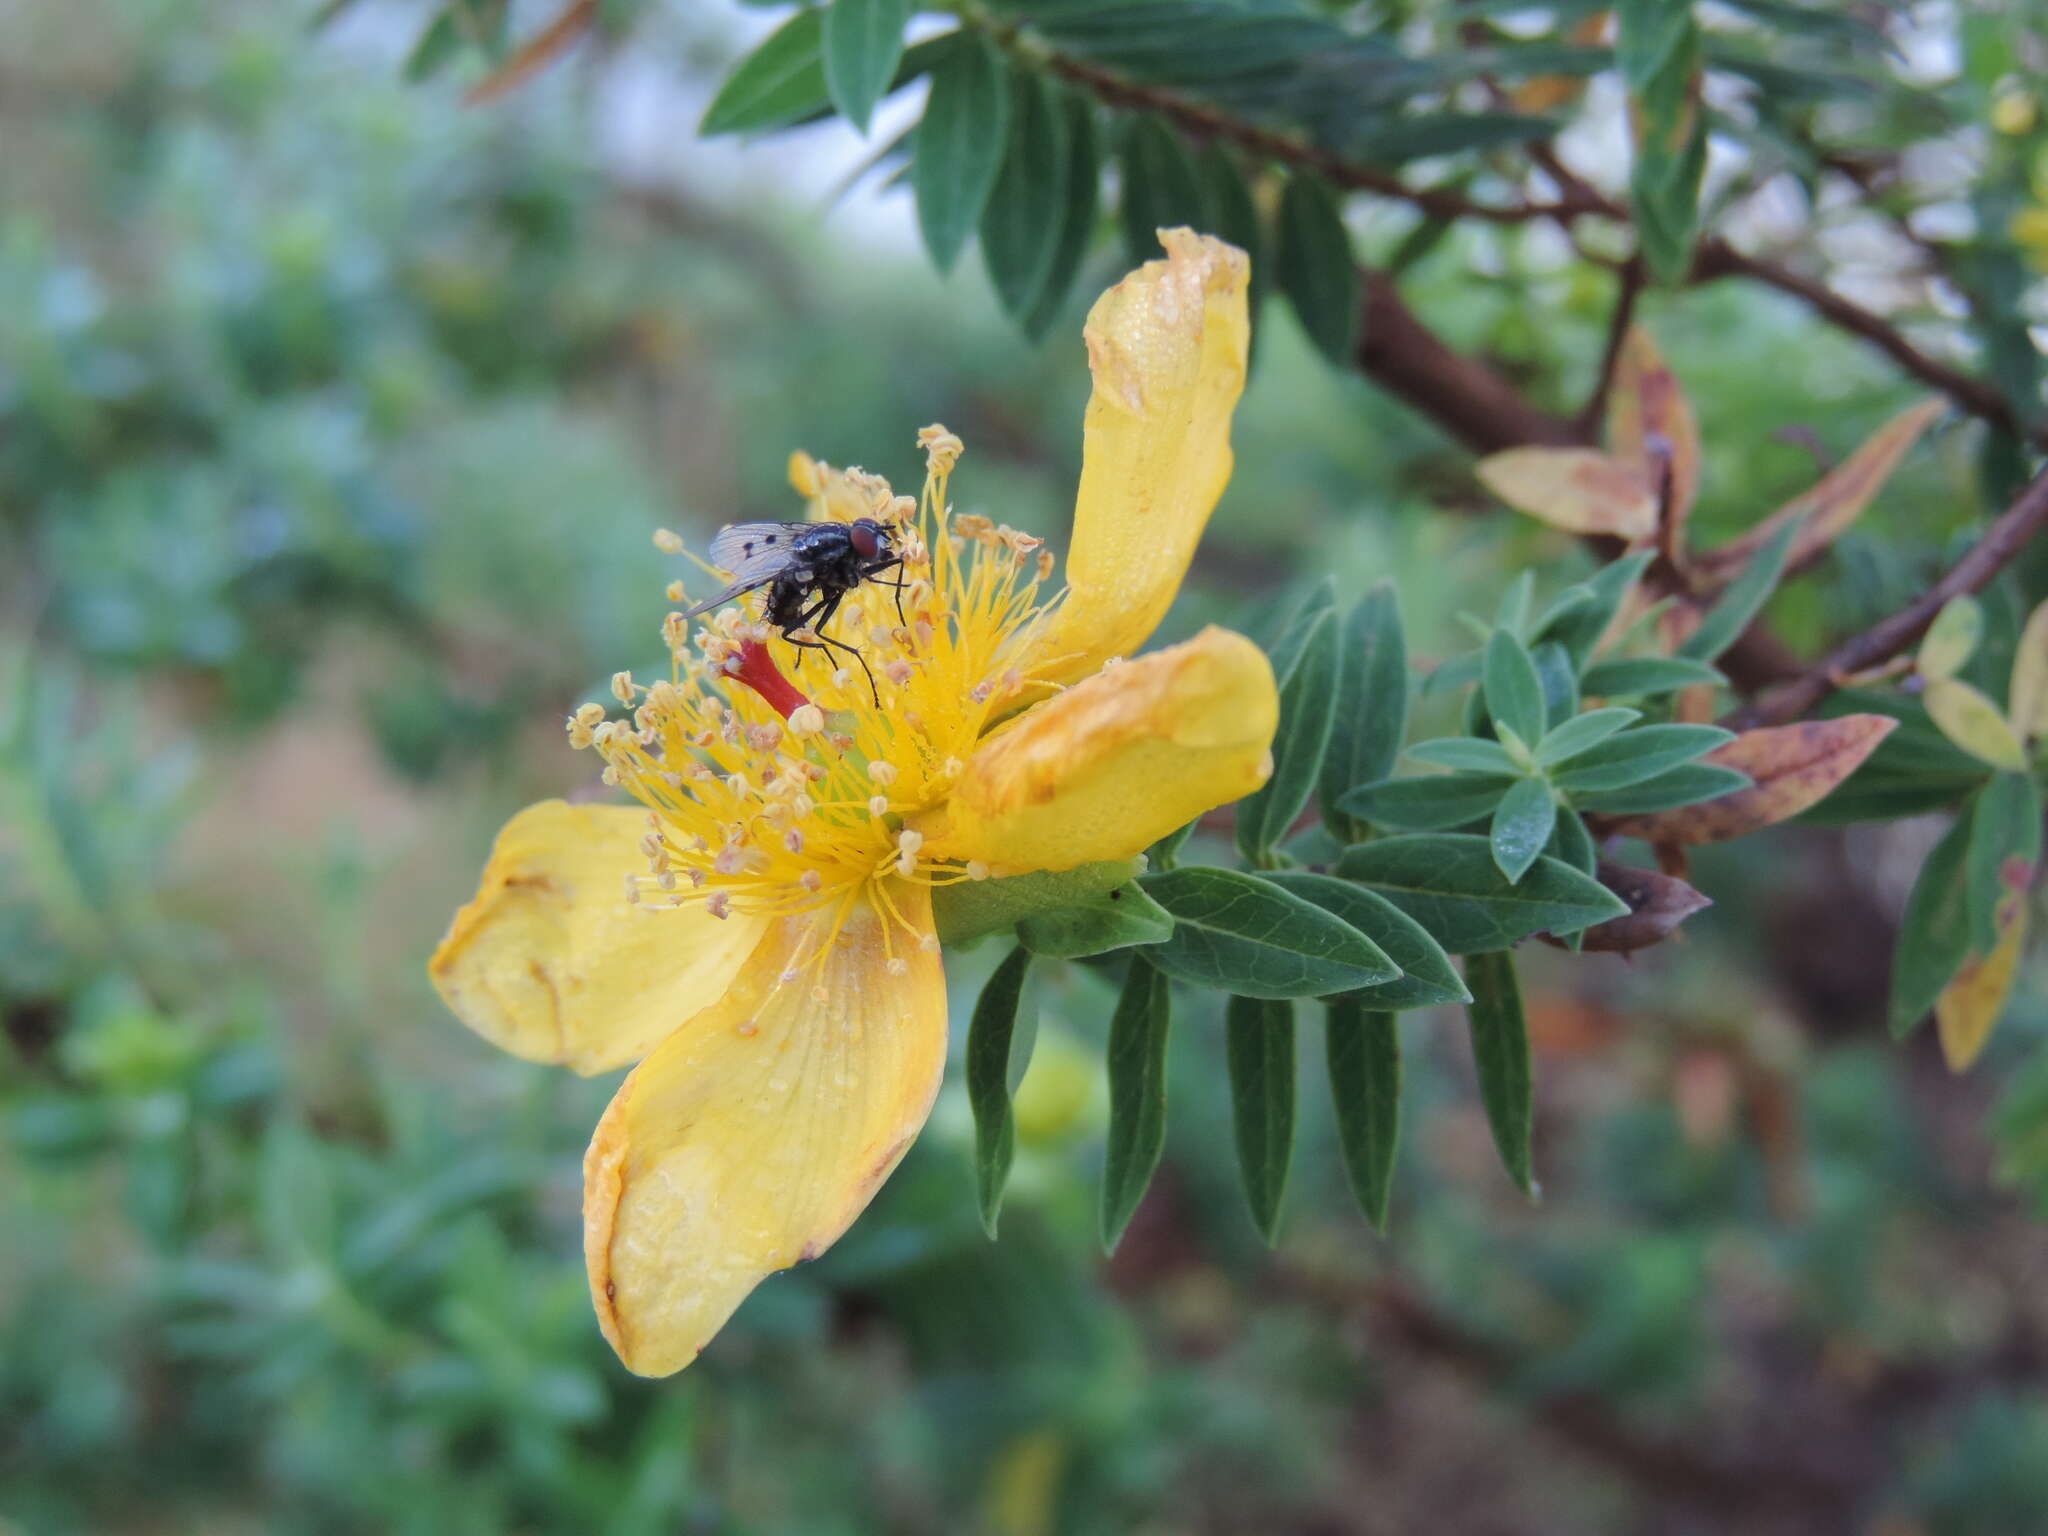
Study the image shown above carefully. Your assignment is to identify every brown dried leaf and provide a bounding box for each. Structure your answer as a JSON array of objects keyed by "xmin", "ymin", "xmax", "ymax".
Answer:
[
  {"xmin": 1592, "ymin": 714, "xmax": 1899, "ymax": 845},
  {"xmin": 1697, "ymin": 397, "xmax": 1946, "ymax": 583},
  {"xmin": 1576, "ymin": 860, "xmax": 1711, "ymax": 952},
  {"xmin": 1475, "ymin": 448, "xmax": 1658, "ymax": 538},
  {"xmin": 464, "ymin": 0, "xmax": 599, "ymax": 105},
  {"xmin": 1937, "ymin": 891, "xmax": 2027, "ymax": 1072},
  {"xmin": 1605, "ymin": 326, "xmax": 1702, "ymax": 539}
]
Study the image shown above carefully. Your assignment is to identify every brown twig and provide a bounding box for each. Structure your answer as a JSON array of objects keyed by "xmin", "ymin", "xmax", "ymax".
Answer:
[
  {"xmin": 1727, "ymin": 467, "xmax": 2048, "ymax": 729},
  {"xmin": 1579, "ymin": 255, "xmax": 1645, "ymax": 434}
]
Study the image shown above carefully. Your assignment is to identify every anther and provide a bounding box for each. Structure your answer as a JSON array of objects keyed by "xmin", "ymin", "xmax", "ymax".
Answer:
[
  {"xmin": 789, "ymin": 704, "xmax": 826, "ymax": 736},
  {"xmin": 653, "ymin": 528, "xmax": 685, "ymax": 553}
]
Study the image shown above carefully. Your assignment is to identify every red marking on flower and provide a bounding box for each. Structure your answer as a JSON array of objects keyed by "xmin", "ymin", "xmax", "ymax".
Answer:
[{"xmin": 731, "ymin": 639, "xmax": 809, "ymax": 720}]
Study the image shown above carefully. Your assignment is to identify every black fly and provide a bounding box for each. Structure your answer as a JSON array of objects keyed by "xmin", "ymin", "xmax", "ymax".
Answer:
[{"xmin": 682, "ymin": 518, "xmax": 907, "ymax": 704}]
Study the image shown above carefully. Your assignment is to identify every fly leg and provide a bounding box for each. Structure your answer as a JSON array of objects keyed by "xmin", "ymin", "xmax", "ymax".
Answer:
[{"xmin": 800, "ymin": 589, "xmax": 880, "ymax": 707}]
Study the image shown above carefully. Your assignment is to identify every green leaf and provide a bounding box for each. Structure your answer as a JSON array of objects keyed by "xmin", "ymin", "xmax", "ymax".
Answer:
[
  {"xmin": 1482, "ymin": 629, "xmax": 1548, "ymax": 747},
  {"xmin": 1533, "ymin": 640, "xmax": 1580, "ymax": 728},
  {"xmin": 1407, "ymin": 736, "xmax": 1520, "ymax": 775},
  {"xmin": 1579, "ymin": 656, "xmax": 1725, "ymax": 696},
  {"xmin": 1336, "ymin": 834, "xmax": 1628, "ymax": 953},
  {"xmin": 1552, "ymin": 724, "xmax": 1733, "ymax": 793},
  {"xmin": 1016, "ymin": 880, "xmax": 1174, "ymax": 959},
  {"xmin": 1680, "ymin": 518, "xmax": 1798, "ymax": 662},
  {"xmin": 1319, "ymin": 583, "xmax": 1408, "ymax": 839},
  {"xmin": 1491, "ymin": 777, "xmax": 1558, "ymax": 884},
  {"xmin": 914, "ymin": 37, "xmax": 1010, "ymax": 272},
  {"xmin": 1890, "ymin": 802, "xmax": 1978, "ymax": 1038},
  {"xmin": 404, "ymin": 10, "xmax": 464, "ymax": 82},
  {"xmin": 964, "ymin": 945, "xmax": 1034, "ymax": 1238},
  {"xmin": 702, "ymin": 9, "xmax": 827, "ymax": 136},
  {"xmin": 1238, "ymin": 607, "xmax": 1341, "ymax": 862},
  {"xmin": 1140, "ymin": 867, "xmax": 1398, "ymax": 999},
  {"xmin": 1341, "ymin": 772, "xmax": 1512, "ymax": 832},
  {"xmin": 1119, "ymin": 114, "xmax": 1209, "ymax": 265},
  {"xmin": 1549, "ymin": 806, "xmax": 1598, "ymax": 877},
  {"xmin": 1326, "ymin": 1001, "xmax": 1400, "ymax": 1231},
  {"xmin": 1197, "ymin": 142, "xmax": 1266, "ymax": 306},
  {"xmin": 982, "ymin": 68, "xmax": 1072, "ymax": 326},
  {"xmin": 1963, "ymin": 772, "xmax": 2042, "ymax": 953},
  {"xmin": 1022, "ymin": 89, "xmax": 1101, "ymax": 340},
  {"xmin": 1536, "ymin": 707, "xmax": 1641, "ymax": 766},
  {"xmin": 1227, "ymin": 995, "xmax": 1296, "ymax": 1243},
  {"xmin": 1275, "ymin": 173, "xmax": 1357, "ymax": 364},
  {"xmin": 933, "ymin": 858, "xmax": 1141, "ymax": 947},
  {"xmin": 1263, "ymin": 870, "xmax": 1469, "ymax": 1010},
  {"xmin": 1464, "ymin": 951, "xmax": 1534, "ymax": 1194},
  {"xmin": 823, "ymin": 0, "xmax": 909, "ymax": 132},
  {"xmin": 1100, "ymin": 958, "xmax": 1172, "ymax": 1251},
  {"xmin": 1539, "ymin": 551, "xmax": 1655, "ymax": 671},
  {"xmin": 1569, "ymin": 762, "xmax": 1749, "ymax": 814}
]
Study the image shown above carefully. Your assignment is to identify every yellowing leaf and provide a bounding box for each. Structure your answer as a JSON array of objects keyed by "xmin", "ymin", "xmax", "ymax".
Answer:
[
  {"xmin": 2009, "ymin": 598, "xmax": 2048, "ymax": 740},
  {"xmin": 1698, "ymin": 397, "xmax": 1946, "ymax": 582},
  {"xmin": 1937, "ymin": 893, "xmax": 2028, "ymax": 1072},
  {"xmin": 1591, "ymin": 714, "xmax": 1897, "ymax": 845},
  {"xmin": 1605, "ymin": 326, "xmax": 1701, "ymax": 537},
  {"xmin": 1918, "ymin": 595, "xmax": 1983, "ymax": 684},
  {"xmin": 1475, "ymin": 448, "xmax": 1657, "ymax": 538},
  {"xmin": 1925, "ymin": 678, "xmax": 2027, "ymax": 770}
]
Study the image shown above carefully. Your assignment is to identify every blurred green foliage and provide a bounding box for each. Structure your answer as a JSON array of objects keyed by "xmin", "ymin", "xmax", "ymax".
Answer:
[{"xmin": 6, "ymin": 1, "xmax": 2048, "ymax": 1533}]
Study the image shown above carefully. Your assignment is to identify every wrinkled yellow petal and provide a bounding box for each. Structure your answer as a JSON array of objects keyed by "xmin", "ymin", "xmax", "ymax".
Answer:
[
  {"xmin": 429, "ymin": 800, "xmax": 766, "ymax": 1076},
  {"xmin": 584, "ymin": 882, "xmax": 945, "ymax": 1376},
  {"xmin": 1029, "ymin": 229, "xmax": 1250, "ymax": 684},
  {"xmin": 918, "ymin": 626, "xmax": 1276, "ymax": 873}
]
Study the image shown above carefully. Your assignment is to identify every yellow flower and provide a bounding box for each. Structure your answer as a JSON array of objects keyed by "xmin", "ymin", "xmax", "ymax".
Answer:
[{"xmin": 429, "ymin": 230, "xmax": 1276, "ymax": 1376}]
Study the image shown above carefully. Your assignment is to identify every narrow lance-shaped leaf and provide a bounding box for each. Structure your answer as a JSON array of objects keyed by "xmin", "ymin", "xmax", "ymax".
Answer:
[
  {"xmin": 2008, "ymin": 597, "xmax": 2048, "ymax": 741},
  {"xmin": 1474, "ymin": 448, "xmax": 1657, "ymax": 539},
  {"xmin": 964, "ymin": 945, "xmax": 1034, "ymax": 1238},
  {"xmin": 1140, "ymin": 867, "xmax": 1398, "ymax": 998},
  {"xmin": 701, "ymin": 9, "xmax": 827, "ymax": 136},
  {"xmin": 1341, "ymin": 772, "xmax": 1513, "ymax": 833},
  {"xmin": 1579, "ymin": 656, "xmax": 1724, "ymax": 697},
  {"xmin": 1337, "ymin": 834, "xmax": 1628, "ymax": 954},
  {"xmin": 1015, "ymin": 879, "xmax": 1174, "ymax": 959},
  {"xmin": 1491, "ymin": 777, "xmax": 1558, "ymax": 884},
  {"xmin": 1227, "ymin": 995, "xmax": 1297, "ymax": 1244},
  {"xmin": 1100, "ymin": 958, "xmax": 1172, "ymax": 1251},
  {"xmin": 1606, "ymin": 325, "xmax": 1702, "ymax": 535},
  {"xmin": 1542, "ymin": 550, "xmax": 1655, "ymax": 671},
  {"xmin": 1590, "ymin": 715, "xmax": 1896, "ymax": 843},
  {"xmin": 1465, "ymin": 951, "xmax": 1535, "ymax": 1195},
  {"xmin": 1963, "ymin": 772, "xmax": 2041, "ymax": 954},
  {"xmin": 1275, "ymin": 172, "xmax": 1358, "ymax": 364},
  {"xmin": 1924, "ymin": 678, "xmax": 2027, "ymax": 771},
  {"xmin": 1484, "ymin": 629, "xmax": 1548, "ymax": 747},
  {"xmin": 822, "ymin": 0, "xmax": 910, "ymax": 132},
  {"xmin": 981, "ymin": 67, "xmax": 1072, "ymax": 327},
  {"xmin": 1536, "ymin": 707, "xmax": 1641, "ymax": 767},
  {"xmin": 1572, "ymin": 763, "xmax": 1751, "ymax": 816},
  {"xmin": 1938, "ymin": 891, "xmax": 2028, "ymax": 1073},
  {"xmin": 1890, "ymin": 800, "xmax": 1978, "ymax": 1038},
  {"xmin": 1238, "ymin": 607, "xmax": 1340, "ymax": 862},
  {"xmin": 1320, "ymin": 583, "xmax": 1408, "ymax": 839},
  {"xmin": 1326, "ymin": 1001, "xmax": 1401, "ymax": 1232},
  {"xmin": 1408, "ymin": 736, "xmax": 1521, "ymax": 775},
  {"xmin": 1552, "ymin": 724, "xmax": 1732, "ymax": 793},
  {"xmin": 1119, "ymin": 114, "xmax": 1209, "ymax": 265},
  {"xmin": 914, "ymin": 38, "xmax": 1010, "ymax": 272},
  {"xmin": 1918, "ymin": 596, "xmax": 1984, "ymax": 685},
  {"xmin": 1022, "ymin": 89, "xmax": 1101, "ymax": 341},
  {"xmin": 1680, "ymin": 516, "xmax": 1798, "ymax": 662},
  {"xmin": 1263, "ymin": 869, "xmax": 1469, "ymax": 1011}
]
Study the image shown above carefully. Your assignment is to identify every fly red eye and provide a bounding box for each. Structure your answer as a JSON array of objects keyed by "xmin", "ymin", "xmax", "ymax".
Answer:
[{"xmin": 849, "ymin": 521, "xmax": 882, "ymax": 559}]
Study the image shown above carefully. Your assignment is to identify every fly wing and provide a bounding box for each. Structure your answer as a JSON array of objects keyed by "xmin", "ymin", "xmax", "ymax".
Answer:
[
  {"xmin": 680, "ymin": 571, "xmax": 778, "ymax": 621},
  {"xmin": 708, "ymin": 521, "xmax": 815, "ymax": 584}
]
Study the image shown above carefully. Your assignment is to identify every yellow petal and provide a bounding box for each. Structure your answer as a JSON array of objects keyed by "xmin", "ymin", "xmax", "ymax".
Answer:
[
  {"xmin": 584, "ymin": 882, "xmax": 945, "ymax": 1376},
  {"xmin": 918, "ymin": 626, "xmax": 1276, "ymax": 873},
  {"xmin": 1030, "ymin": 229, "xmax": 1250, "ymax": 684},
  {"xmin": 429, "ymin": 800, "xmax": 766, "ymax": 1076}
]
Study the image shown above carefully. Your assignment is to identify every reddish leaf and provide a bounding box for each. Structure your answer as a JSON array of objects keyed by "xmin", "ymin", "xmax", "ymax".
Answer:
[
  {"xmin": 1539, "ymin": 860, "xmax": 1711, "ymax": 953},
  {"xmin": 1696, "ymin": 397, "xmax": 1945, "ymax": 583},
  {"xmin": 1938, "ymin": 890, "xmax": 2028, "ymax": 1072},
  {"xmin": 1592, "ymin": 714, "xmax": 1897, "ymax": 844}
]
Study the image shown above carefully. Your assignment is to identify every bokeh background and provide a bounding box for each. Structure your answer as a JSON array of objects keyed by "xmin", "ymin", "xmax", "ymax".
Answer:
[{"xmin": 6, "ymin": 2, "xmax": 2048, "ymax": 1532}]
